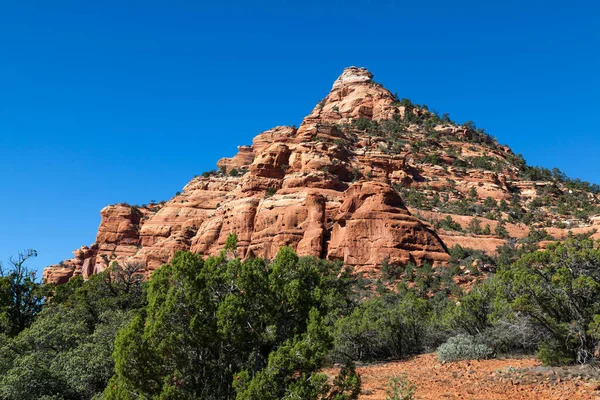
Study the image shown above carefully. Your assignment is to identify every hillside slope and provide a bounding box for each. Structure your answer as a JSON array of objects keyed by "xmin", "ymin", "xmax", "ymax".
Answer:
[{"xmin": 43, "ymin": 67, "xmax": 600, "ymax": 284}]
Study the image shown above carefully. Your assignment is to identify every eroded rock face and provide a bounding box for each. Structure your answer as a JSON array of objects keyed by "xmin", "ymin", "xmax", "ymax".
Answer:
[
  {"xmin": 43, "ymin": 67, "xmax": 450, "ymax": 282},
  {"xmin": 327, "ymin": 181, "xmax": 448, "ymax": 267},
  {"xmin": 44, "ymin": 66, "xmax": 598, "ymax": 283}
]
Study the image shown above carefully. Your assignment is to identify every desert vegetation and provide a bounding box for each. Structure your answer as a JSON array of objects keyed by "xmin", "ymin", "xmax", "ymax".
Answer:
[{"xmin": 3, "ymin": 235, "xmax": 600, "ymax": 399}]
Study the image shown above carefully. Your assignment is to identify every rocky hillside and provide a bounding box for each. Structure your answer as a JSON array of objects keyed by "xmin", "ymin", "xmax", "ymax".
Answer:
[{"xmin": 43, "ymin": 67, "xmax": 600, "ymax": 284}]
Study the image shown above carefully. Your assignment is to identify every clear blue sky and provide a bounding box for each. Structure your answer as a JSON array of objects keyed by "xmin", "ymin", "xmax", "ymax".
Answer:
[{"xmin": 1, "ymin": 0, "xmax": 598, "ymax": 275}]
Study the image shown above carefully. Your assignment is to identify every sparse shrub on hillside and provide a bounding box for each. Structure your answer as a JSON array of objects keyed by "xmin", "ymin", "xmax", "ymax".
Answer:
[
  {"xmin": 396, "ymin": 187, "xmax": 428, "ymax": 209},
  {"xmin": 469, "ymin": 156, "xmax": 497, "ymax": 171},
  {"xmin": 468, "ymin": 186, "xmax": 478, "ymax": 200},
  {"xmin": 499, "ymin": 199, "xmax": 508, "ymax": 211},
  {"xmin": 430, "ymin": 193, "xmax": 441, "ymax": 208},
  {"xmin": 381, "ymin": 118, "xmax": 407, "ymax": 139},
  {"xmin": 351, "ymin": 167, "xmax": 361, "ymax": 182},
  {"xmin": 436, "ymin": 334, "xmax": 493, "ymax": 362},
  {"xmin": 438, "ymin": 215, "xmax": 463, "ymax": 231},
  {"xmin": 352, "ymin": 118, "xmax": 380, "ymax": 136},
  {"xmin": 482, "ymin": 224, "xmax": 491, "ymax": 235},
  {"xmin": 522, "ymin": 165, "xmax": 553, "ymax": 181},
  {"xmin": 483, "ymin": 197, "xmax": 497, "ymax": 210},
  {"xmin": 421, "ymin": 153, "xmax": 443, "ymax": 165},
  {"xmin": 494, "ymin": 221, "xmax": 510, "ymax": 238},
  {"xmin": 265, "ymin": 187, "xmax": 277, "ymax": 198},
  {"xmin": 462, "ymin": 120, "xmax": 476, "ymax": 130},
  {"xmin": 527, "ymin": 227, "xmax": 553, "ymax": 242},
  {"xmin": 385, "ymin": 374, "xmax": 416, "ymax": 400},
  {"xmin": 519, "ymin": 164, "xmax": 600, "ymax": 195},
  {"xmin": 448, "ymin": 244, "xmax": 496, "ymax": 272},
  {"xmin": 452, "ymin": 158, "xmax": 469, "ymax": 169},
  {"xmin": 468, "ymin": 217, "xmax": 483, "ymax": 235}
]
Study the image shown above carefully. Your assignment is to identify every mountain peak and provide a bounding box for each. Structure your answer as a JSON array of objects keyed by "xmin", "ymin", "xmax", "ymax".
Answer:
[
  {"xmin": 43, "ymin": 66, "xmax": 600, "ymax": 286},
  {"xmin": 332, "ymin": 66, "xmax": 374, "ymax": 89}
]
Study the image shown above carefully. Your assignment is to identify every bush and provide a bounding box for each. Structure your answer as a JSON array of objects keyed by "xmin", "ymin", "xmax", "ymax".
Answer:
[
  {"xmin": 385, "ymin": 374, "xmax": 416, "ymax": 400},
  {"xmin": 439, "ymin": 216, "xmax": 462, "ymax": 231},
  {"xmin": 537, "ymin": 340, "xmax": 575, "ymax": 366},
  {"xmin": 381, "ymin": 258, "xmax": 403, "ymax": 281},
  {"xmin": 436, "ymin": 334, "xmax": 493, "ymax": 362},
  {"xmin": 333, "ymin": 291, "xmax": 432, "ymax": 362},
  {"xmin": 480, "ymin": 317, "xmax": 543, "ymax": 356},
  {"xmin": 469, "ymin": 156, "xmax": 496, "ymax": 171},
  {"xmin": 468, "ymin": 217, "xmax": 482, "ymax": 234},
  {"xmin": 496, "ymin": 239, "xmax": 600, "ymax": 365},
  {"xmin": 265, "ymin": 187, "xmax": 277, "ymax": 197},
  {"xmin": 494, "ymin": 222, "xmax": 510, "ymax": 238}
]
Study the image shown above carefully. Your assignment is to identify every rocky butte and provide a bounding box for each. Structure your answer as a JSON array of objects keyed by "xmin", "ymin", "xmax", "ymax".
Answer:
[{"xmin": 43, "ymin": 67, "xmax": 600, "ymax": 284}]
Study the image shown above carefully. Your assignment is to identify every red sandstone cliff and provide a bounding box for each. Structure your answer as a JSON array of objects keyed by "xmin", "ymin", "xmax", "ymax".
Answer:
[{"xmin": 43, "ymin": 67, "xmax": 600, "ymax": 284}]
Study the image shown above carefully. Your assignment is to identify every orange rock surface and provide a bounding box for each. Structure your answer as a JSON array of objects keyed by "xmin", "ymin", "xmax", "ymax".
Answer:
[{"xmin": 43, "ymin": 67, "xmax": 600, "ymax": 283}]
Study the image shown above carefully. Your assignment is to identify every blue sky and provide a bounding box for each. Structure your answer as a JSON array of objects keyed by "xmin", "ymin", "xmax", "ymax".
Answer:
[{"xmin": 1, "ymin": 0, "xmax": 598, "ymax": 274}]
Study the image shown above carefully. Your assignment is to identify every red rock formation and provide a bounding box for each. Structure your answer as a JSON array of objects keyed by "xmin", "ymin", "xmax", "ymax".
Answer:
[{"xmin": 43, "ymin": 66, "xmax": 600, "ymax": 283}]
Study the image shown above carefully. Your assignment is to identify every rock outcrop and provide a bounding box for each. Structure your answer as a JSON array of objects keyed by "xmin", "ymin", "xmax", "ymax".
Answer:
[{"xmin": 43, "ymin": 66, "xmax": 600, "ymax": 283}]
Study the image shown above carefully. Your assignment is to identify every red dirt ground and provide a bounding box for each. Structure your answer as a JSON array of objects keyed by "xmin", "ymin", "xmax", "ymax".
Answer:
[{"xmin": 325, "ymin": 353, "xmax": 600, "ymax": 399}]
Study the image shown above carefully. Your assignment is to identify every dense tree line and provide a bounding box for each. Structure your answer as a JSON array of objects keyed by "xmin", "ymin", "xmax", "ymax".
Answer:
[{"xmin": 2, "ymin": 236, "xmax": 600, "ymax": 398}]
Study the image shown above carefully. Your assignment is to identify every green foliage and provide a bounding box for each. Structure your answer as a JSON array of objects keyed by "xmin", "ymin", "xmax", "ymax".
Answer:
[
  {"xmin": 224, "ymin": 232, "xmax": 238, "ymax": 258},
  {"xmin": 6, "ymin": 232, "xmax": 600, "ymax": 400},
  {"xmin": 522, "ymin": 165, "xmax": 553, "ymax": 181},
  {"xmin": 482, "ymin": 224, "xmax": 491, "ymax": 235},
  {"xmin": 444, "ymin": 281, "xmax": 496, "ymax": 336},
  {"xmin": 0, "ymin": 250, "xmax": 45, "ymax": 337},
  {"xmin": 495, "ymin": 239, "xmax": 600, "ymax": 365},
  {"xmin": 468, "ymin": 217, "xmax": 482, "ymax": 234},
  {"xmin": 421, "ymin": 153, "xmax": 443, "ymax": 165},
  {"xmin": 436, "ymin": 334, "xmax": 493, "ymax": 362},
  {"xmin": 106, "ymin": 247, "xmax": 359, "ymax": 399},
  {"xmin": 352, "ymin": 118, "xmax": 380, "ymax": 135},
  {"xmin": 399, "ymin": 189, "xmax": 428, "ymax": 209},
  {"xmin": 468, "ymin": 186, "xmax": 478, "ymax": 200},
  {"xmin": 483, "ymin": 197, "xmax": 497, "ymax": 210},
  {"xmin": 521, "ymin": 164, "xmax": 600, "ymax": 196},
  {"xmin": 265, "ymin": 186, "xmax": 277, "ymax": 197},
  {"xmin": 0, "ymin": 261, "xmax": 145, "ymax": 399},
  {"xmin": 469, "ymin": 156, "xmax": 497, "ymax": 171},
  {"xmin": 446, "ymin": 238, "xmax": 600, "ymax": 364},
  {"xmin": 494, "ymin": 221, "xmax": 510, "ymax": 239},
  {"xmin": 448, "ymin": 245, "xmax": 496, "ymax": 274},
  {"xmin": 439, "ymin": 216, "xmax": 463, "ymax": 231},
  {"xmin": 333, "ymin": 289, "xmax": 440, "ymax": 362},
  {"xmin": 381, "ymin": 257, "xmax": 403, "ymax": 281},
  {"xmin": 385, "ymin": 373, "xmax": 416, "ymax": 400}
]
